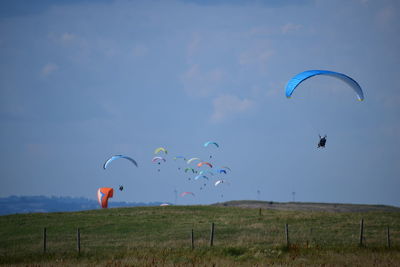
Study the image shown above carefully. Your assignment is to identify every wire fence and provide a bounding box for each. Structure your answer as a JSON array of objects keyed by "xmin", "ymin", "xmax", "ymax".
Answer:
[
  {"xmin": 1, "ymin": 208, "xmax": 399, "ymax": 258},
  {"xmin": 29, "ymin": 220, "xmax": 399, "ymax": 254}
]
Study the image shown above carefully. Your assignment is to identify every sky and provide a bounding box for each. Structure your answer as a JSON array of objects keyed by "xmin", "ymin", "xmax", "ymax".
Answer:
[{"xmin": 0, "ymin": 0, "xmax": 399, "ymax": 206}]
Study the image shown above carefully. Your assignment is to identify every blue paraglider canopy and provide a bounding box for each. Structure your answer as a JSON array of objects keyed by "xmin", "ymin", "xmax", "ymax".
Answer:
[
  {"xmin": 285, "ymin": 70, "xmax": 364, "ymax": 101},
  {"xmin": 103, "ymin": 155, "xmax": 138, "ymax": 169}
]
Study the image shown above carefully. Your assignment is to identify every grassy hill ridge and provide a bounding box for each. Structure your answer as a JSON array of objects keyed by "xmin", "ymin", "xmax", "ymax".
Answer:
[
  {"xmin": 1, "ymin": 203, "xmax": 399, "ymax": 266},
  {"xmin": 213, "ymin": 200, "xmax": 400, "ymax": 213}
]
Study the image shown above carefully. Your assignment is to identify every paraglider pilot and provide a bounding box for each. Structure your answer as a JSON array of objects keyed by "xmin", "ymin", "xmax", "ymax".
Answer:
[
  {"xmin": 318, "ymin": 135, "xmax": 327, "ymax": 148},
  {"xmin": 119, "ymin": 185, "xmax": 124, "ymax": 191}
]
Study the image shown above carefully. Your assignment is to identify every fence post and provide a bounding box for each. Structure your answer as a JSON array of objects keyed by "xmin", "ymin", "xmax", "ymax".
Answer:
[
  {"xmin": 191, "ymin": 229, "xmax": 194, "ymax": 249},
  {"xmin": 43, "ymin": 227, "xmax": 47, "ymax": 253},
  {"xmin": 307, "ymin": 228, "xmax": 313, "ymax": 247},
  {"xmin": 387, "ymin": 226, "xmax": 391, "ymax": 248},
  {"xmin": 359, "ymin": 219, "xmax": 364, "ymax": 247},
  {"xmin": 285, "ymin": 223, "xmax": 289, "ymax": 248},
  {"xmin": 77, "ymin": 228, "xmax": 81, "ymax": 253},
  {"xmin": 259, "ymin": 208, "xmax": 262, "ymax": 216},
  {"xmin": 210, "ymin": 223, "xmax": 215, "ymax": 247}
]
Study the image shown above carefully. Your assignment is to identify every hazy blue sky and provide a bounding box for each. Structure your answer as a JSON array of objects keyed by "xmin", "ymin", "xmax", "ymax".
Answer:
[{"xmin": 1, "ymin": 0, "xmax": 399, "ymax": 206}]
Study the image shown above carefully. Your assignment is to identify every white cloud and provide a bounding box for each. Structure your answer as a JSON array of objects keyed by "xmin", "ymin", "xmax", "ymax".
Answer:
[
  {"xmin": 131, "ymin": 44, "xmax": 148, "ymax": 57},
  {"xmin": 181, "ymin": 64, "xmax": 226, "ymax": 97},
  {"xmin": 25, "ymin": 143, "xmax": 49, "ymax": 157},
  {"xmin": 249, "ymin": 26, "xmax": 274, "ymax": 36},
  {"xmin": 50, "ymin": 32, "xmax": 90, "ymax": 52},
  {"xmin": 187, "ymin": 33, "xmax": 201, "ymax": 61},
  {"xmin": 281, "ymin": 23, "xmax": 303, "ymax": 34},
  {"xmin": 41, "ymin": 63, "xmax": 58, "ymax": 76},
  {"xmin": 49, "ymin": 32, "xmax": 79, "ymax": 45},
  {"xmin": 238, "ymin": 44, "xmax": 274, "ymax": 74},
  {"xmin": 265, "ymin": 81, "xmax": 282, "ymax": 98},
  {"xmin": 382, "ymin": 93, "xmax": 400, "ymax": 109},
  {"xmin": 376, "ymin": 6, "xmax": 396, "ymax": 28},
  {"xmin": 0, "ymin": 100, "xmax": 29, "ymax": 120},
  {"xmin": 239, "ymin": 49, "xmax": 273, "ymax": 66},
  {"xmin": 60, "ymin": 32, "xmax": 76, "ymax": 43},
  {"xmin": 211, "ymin": 94, "xmax": 254, "ymax": 122}
]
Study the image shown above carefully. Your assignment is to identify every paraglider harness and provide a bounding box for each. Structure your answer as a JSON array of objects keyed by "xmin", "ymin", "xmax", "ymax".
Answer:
[{"xmin": 318, "ymin": 135, "xmax": 327, "ymax": 148}]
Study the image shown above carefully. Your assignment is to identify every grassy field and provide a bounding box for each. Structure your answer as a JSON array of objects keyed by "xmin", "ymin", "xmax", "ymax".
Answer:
[{"xmin": 1, "ymin": 203, "xmax": 400, "ymax": 266}]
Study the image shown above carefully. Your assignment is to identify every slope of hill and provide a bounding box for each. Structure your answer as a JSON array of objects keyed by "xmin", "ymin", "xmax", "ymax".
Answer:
[
  {"xmin": 1, "ymin": 205, "xmax": 399, "ymax": 266},
  {"xmin": 213, "ymin": 200, "xmax": 400, "ymax": 213}
]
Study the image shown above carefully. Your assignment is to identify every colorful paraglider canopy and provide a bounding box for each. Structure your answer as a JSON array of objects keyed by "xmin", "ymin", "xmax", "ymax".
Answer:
[
  {"xmin": 219, "ymin": 169, "xmax": 227, "ymax": 174},
  {"xmin": 180, "ymin": 192, "xmax": 195, "ymax": 197},
  {"xmin": 204, "ymin": 141, "xmax": 219, "ymax": 148},
  {"xmin": 194, "ymin": 175, "xmax": 209, "ymax": 180},
  {"xmin": 199, "ymin": 170, "xmax": 214, "ymax": 176},
  {"xmin": 285, "ymin": 70, "xmax": 364, "ymax": 101},
  {"xmin": 173, "ymin": 156, "xmax": 186, "ymax": 161},
  {"xmin": 103, "ymin": 155, "xmax": 138, "ymax": 169},
  {"xmin": 215, "ymin": 179, "xmax": 228, "ymax": 186},
  {"xmin": 97, "ymin": 187, "xmax": 114, "ymax": 208},
  {"xmin": 152, "ymin": 156, "xmax": 166, "ymax": 163},
  {"xmin": 197, "ymin": 162, "xmax": 213, "ymax": 168},
  {"xmin": 221, "ymin": 166, "xmax": 231, "ymax": 172},
  {"xmin": 184, "ymin": 167, "xmax": 196, "ymax": 173},
  {"xmin": 154, "ymin": 147, "xmax": 168, "ymax": 154},
  {"xmin": 187, "ymin": 157, "xmax": 202, "ymax": 164},
  {"xmin": 160, "ymin": 203, "xmax": 170, "ymax": 206}
]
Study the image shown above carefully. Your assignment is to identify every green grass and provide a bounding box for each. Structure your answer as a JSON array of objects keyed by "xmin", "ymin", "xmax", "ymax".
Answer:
[{"xmin": 1, "ymin": 205, "xmax": 400, "ymax": 265}]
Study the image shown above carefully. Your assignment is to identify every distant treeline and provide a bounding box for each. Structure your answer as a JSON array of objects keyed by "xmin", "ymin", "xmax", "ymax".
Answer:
[{"xmin": 0, "ymin": 195, "xmax": 166, "ymax": 215}]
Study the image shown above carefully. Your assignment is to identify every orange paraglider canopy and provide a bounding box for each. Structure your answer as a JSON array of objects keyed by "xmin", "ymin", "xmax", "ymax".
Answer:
[
  {"xmin": 97, "ymin": 187, "xmax": 114, "ymax": 208},
  {"xmin": 197, "ymin": 162, "xmax": 213, "ymax": 168}
]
